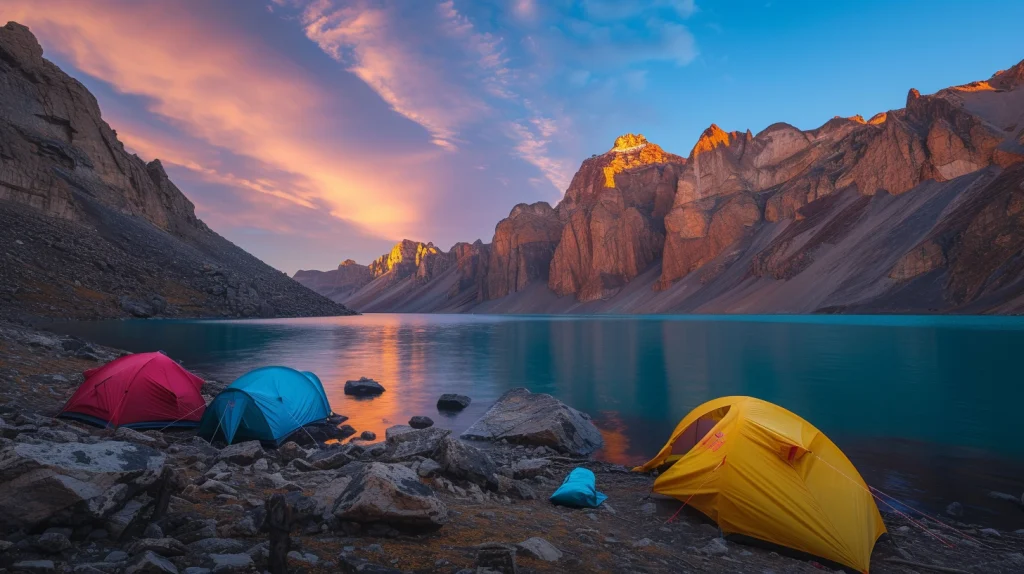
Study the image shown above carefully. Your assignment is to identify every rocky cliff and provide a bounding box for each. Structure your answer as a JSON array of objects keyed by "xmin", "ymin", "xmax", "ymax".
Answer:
[
  {"xmin": 0, "ymin": 22, "xmax": 353, "ymax": 321},
  {"xmin": 301, "ymin": 59, "xmax": 1024, "ymax": 315}
]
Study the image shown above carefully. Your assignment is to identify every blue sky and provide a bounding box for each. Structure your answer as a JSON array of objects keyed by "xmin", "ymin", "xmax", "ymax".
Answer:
[{"xmin": 6, "ymin": 0, "xmax": 1023, "ymax": 273}]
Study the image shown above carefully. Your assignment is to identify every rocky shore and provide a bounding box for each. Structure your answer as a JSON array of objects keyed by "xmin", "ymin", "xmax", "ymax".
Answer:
[{"xmin": 1, "ymin": 320, "xmax": 1023, "ymax": 574}]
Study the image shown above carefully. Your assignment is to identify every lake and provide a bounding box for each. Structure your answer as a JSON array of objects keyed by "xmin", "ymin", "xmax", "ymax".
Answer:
[{"xmin": 48, "ymin": 313, "xmax": 1024, "ymax": 527}]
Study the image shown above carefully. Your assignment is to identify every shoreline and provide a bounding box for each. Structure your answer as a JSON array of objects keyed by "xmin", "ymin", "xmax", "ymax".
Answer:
[{"xmin": 2, "ymin": 319, "xmax": 1023, "ymax": 573}]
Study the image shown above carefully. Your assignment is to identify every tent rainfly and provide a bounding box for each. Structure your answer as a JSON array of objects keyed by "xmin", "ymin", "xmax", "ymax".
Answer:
[
  {"xmin": 635, "ymin": 396, "xmax": 885, "ymax": 573},
  {"xmin": 197, "ymin": 366, "xmax": 332, "ymax": 445},
  {"xmin": 59, "ymin": 352, "xmax": 206, "ymax": 429}
]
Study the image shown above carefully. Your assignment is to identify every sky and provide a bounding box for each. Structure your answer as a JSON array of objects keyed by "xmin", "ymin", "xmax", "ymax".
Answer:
[{"xmin": 4, "ymin": 0, "xmax": 1023, "ymax": 274}]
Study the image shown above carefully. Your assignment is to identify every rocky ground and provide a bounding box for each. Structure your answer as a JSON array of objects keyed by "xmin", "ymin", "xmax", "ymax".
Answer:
[{"xmin": 1, "ymin": 321, "xmax": 1023, "ymax": 574}]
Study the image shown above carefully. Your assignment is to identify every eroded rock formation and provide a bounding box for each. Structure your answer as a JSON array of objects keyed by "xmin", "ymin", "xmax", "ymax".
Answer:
[{"xmin": 302, "ymin": 59, "xmax": 1024, "ymax": 315}]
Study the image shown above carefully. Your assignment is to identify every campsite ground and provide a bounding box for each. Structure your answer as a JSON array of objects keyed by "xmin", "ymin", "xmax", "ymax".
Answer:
[{"xmin": 1, "ymin": 319, "xmax": 1024, "ymax": 573}]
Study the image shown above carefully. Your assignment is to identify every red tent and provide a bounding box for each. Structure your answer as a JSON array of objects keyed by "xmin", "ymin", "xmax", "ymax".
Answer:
[{"xmin": 59, "ymin": 352, "xmax": 206, "ymax": 429}]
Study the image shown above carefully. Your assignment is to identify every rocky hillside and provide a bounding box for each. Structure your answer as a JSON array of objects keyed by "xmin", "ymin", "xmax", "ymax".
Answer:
[
  {"xmin": 298, "ymin": 61, "xmax": 1024, "ymax": 314},
  {"xmin": 0, "ymin": 22, "xmax": 353, "ymax": 321}
]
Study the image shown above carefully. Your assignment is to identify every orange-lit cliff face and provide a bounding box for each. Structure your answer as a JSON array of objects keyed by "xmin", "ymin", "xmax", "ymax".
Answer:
[{"xmin": 303, "ymin": 59, "xmax": 1024, "ymax": 314}]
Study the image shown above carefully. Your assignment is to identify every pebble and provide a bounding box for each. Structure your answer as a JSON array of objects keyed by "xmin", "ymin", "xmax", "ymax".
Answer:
[
  {"xmin": 632, "ymin": 538, "xmax": 653, "ymax": 548},
  {"xmin": 981, "ymin": 528, "xmax": 1001, "ymax": 538},
  {"xmin": 640, "ymin": 502, "xmax": 657, "ymax": 515},
  {"xmin": 700, "ymin": 538, "xmax": 729, "ymax": 556}
]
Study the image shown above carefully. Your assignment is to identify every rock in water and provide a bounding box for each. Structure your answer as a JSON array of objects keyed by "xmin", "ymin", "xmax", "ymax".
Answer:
[
  {"xmin": 0, "ymin": 440, "xmax": 165, "ymax": 533},
  {"xmin": 332, "ymin": 462, "xmax": 448, "ymax": 530},
  {"xmin": 344, "ymin": 377, "xmax": 386, "ymax": 396},
  {"xmin": 408, "ymin": 416, "xmax": 434, "ymax": 429},
  {"xmin": 436, "ymin": 394, "xmax": 471, "ymax": 411},
  {"xmin": 461, "ymin": 388, "xmax": 603, "ymax": 455}
]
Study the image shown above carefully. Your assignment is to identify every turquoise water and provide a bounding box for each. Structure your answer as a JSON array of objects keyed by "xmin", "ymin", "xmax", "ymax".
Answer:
[{"xmin": 49, "ymin": 313, "xmax": 1024, "ymax": 526}]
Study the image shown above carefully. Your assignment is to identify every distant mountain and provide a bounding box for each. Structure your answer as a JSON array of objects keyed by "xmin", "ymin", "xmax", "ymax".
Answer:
[
  {"xmin": 0, "ymin": 22, "xmax": 353, "ymax": 321},
  {"xmin": 297, "ymin": 61, "xmax": 1024, "ymax": 314}
]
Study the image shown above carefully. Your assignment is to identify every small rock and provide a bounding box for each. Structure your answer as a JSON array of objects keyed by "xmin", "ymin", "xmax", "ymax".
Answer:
[
  {"xmin": 436, "ymin": 394, "xmax": 471, "ymax": 411},
  {"xmin": 144, "ymin": 523, "xmax": 164, "ymax": 539},
  {"xmin": 125, "ymin": 551, "xmax": 178, "ymax": 574},
  {"xmin": 287, "ymin": 551, "xmax": 319, "ymax": 565},
  {"xmin": 128, "ymin": 538, "xmax": 188, "ymax": 557},
  {"xmin": 365, "ymin": 544, "xmax": 384, "ymax": 553},
  {"xmin": 700, "ymin": 538, "xmax": 729, "ymax": 556},
  {"xmin": 250, "ymin": 458, "xmax": 269, "ymax": 472},
  {"xmin": 511, "ymin": 458, "xmax": 549, "ymax": 480},
  {"xmin": 187, "ymin": 538, "xmax": 248, "ymax": 555},
  {"xmin": 640, "ymin": 502, "xmax": 657, "ymax": 515},
  {"xmin": 277, "ymin": 441, "xmax": 307, "ymax": 463},
  {"xmin": 184, "ymin": 569, "xmax": 211, "ymax": 574},
  {"xmin": 945, "ymin": 502, "xmax": 963, "ymax": 517},
  {"xmin": 336, "ymin": 554, "xmax": 402, "ymax": 573},
  {"xmin": 516, "ymin": 537, "xmax": 562, "ymax": 561},
  {"xmin": 981, "ymin": 528, "xmax": 1001, "ymax": 538},
  {"xmin": 896, "ymin": 525, "xmax": 911, "ymax": 534},
  {"xmin": 11, "ymin": 561, "xmax": 56, "ymax": 573},
  {"xmin": 35, "ymin": 531, "xmax": 72, "ymax": 554},
  {"xmin": 217, "ymin": 441, "xmax": 264, "ymax": 465},
  {"xmin": 988, "ymin": 491, "xmax": 1019, "ymax": 503},
  {"xmin": 105, "ymin": 551, "xmax": 129, "ymax": 562},
  {"xmin": 344, "ymin": 377, "xmax": 385, "ymax": 396},
  {"xmin": 632, "ymin": 538, "xmax": 653, "ymax": 548},
  {"xmin": 417, "ymin": 458, "xmax": 442, "ymax": 478},
  {"xmin": 408, "ymin": 416, "xmax": 434, "ymax": 429},
  {"xmin": 360, "ymin": 430, "xmax": 376, "ymax": 441},
  {"xmin": 208, "ymin": 553, "xmax": 253, "ymax": 573}
]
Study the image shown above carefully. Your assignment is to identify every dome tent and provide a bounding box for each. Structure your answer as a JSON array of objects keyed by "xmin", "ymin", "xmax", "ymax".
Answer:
[
  {"xmin": 59, "ymin": 352, "xmax": 206, "ymax": 429},
  {"xmin": 635, "ymin": 396, "xmax": 885, "ymax": 573},
  {"xmin": 197, "ymin": 366, "xmax": 332, "ymax": 445}
]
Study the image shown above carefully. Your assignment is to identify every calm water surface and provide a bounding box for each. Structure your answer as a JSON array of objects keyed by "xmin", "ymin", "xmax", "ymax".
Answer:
[{"xmin": 50, "ymin": 314, "xmax": 1024, "ymax": 527}]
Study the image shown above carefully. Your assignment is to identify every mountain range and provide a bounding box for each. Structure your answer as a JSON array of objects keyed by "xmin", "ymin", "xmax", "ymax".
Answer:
[
  {"xmin": 0, "ymin": 22, "xmax": 352, "ymax": 321},
  {"xmin": 295, "ymin": 61, "xmax": 1024, "ymax": 314}
]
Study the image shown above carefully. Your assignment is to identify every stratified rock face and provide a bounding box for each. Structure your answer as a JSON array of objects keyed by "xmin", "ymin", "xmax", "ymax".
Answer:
[
  {"xmin": 485, "ymin": 202, "xmax": 563, "ymax": 299},
  {"xmin": 549, "ymin": 136, "xmax": 686, "ymax": 301},
  {"xmin": 0, "ymin": 23, "xmax": 200, "ymax": 232},
  {"xmin": 461, "ymin": 388, "xmax": 604, "ymax": 456},
  {"xmin": 293, "ymin": 259, "xmax": 373, "ymax": 301},
  {"xmin": 303, "ymin": 57, "xmax": 1024, "ymax": 315},
  {"xmin": 0, "ymin": 22, "xmax": 352, "ymax": 321},
  {"xmin": 369, "ymin": 239, "xmax": 441, "ymax": 279}
]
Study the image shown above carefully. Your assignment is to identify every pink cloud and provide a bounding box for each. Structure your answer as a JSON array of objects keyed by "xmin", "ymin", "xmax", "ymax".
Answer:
[{"xmin": 6, "ymin": 0, "xmax": 427, "ymax": 236}]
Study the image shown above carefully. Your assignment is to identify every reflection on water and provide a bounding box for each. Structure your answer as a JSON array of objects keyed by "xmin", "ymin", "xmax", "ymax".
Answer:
[{"xmin": 47, "ymin": 313, "xmax": 1024, "ymax": 526}]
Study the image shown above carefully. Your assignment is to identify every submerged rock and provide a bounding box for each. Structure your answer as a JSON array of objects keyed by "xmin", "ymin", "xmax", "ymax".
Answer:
[
  {"xmin": 408, "ymin": 416, "xmax": 434, "ymax": 429},
  {"xmin": 332, "ymin": 462, "xmax": 448, "ymax": 530},
  {"xmin": 344, "ymin": 377, "xmax": 386, "ymax": 396},
  {"xmin": 436, "ymin": 394, "xmax": 471, "ymax": 411},
  {"xmin": 461, "ymin": 388, "xmax": 603, "ymax": 455}
]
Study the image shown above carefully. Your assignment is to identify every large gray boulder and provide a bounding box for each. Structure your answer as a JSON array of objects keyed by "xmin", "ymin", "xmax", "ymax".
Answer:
[
  {"xmin": 0, "ymin": 440, "xmax": 165, "ymax": 533},
  {"xmin": 332, "ymin": 463, "xmax": 448, "ymax": 530},
  {"xmin": 460, "ymin": 388, "xmax": 603, "ymax": 455},
  {"xmin": 380, "ymin": 427, "xmax": 451, "ymax": 462},
  {"xmin": 435, "ymin": 437, "xmax": 498, "ymax": 490}
]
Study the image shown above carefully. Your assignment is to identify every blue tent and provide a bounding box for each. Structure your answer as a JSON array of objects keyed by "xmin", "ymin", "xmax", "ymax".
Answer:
[{"xmin": 197, "ymin": 366, "xmax": 333, "ymax": 445}]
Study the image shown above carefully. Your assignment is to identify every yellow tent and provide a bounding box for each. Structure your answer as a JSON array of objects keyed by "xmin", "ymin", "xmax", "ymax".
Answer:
[{"xmin": 635, "ymin": 396, "xmax": 886, "ymax": 573}]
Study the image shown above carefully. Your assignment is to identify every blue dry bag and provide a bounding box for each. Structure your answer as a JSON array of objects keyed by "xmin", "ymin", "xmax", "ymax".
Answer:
[{"xmin": 549, "ymin": 467, "xmax": 608, "ymax": 508}]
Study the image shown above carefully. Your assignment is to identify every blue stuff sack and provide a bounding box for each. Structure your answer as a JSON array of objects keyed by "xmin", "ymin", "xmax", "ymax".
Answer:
[{"xmin": 549, "ymin": 467, "xmax": 608, "ymax": 508}]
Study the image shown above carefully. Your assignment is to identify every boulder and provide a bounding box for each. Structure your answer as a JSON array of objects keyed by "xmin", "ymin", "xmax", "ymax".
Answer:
[
  {"xmin": 435, "ymin": 436, "xmax": 499, "ymax": 490},
  {"xmin": 332, "ymin": 462, "xmax": 448, "ymax": 530},
  {"xmin": 436, "ymin": 394, "xmax": 471, "ymax": 411},
  {"xmin": 380, "ymin": 427, "xmax": 451, "ymax": 462},
  {"xmin": 0, "ymin": 440, "xmax": 165, "ymax": 533},
  {"xmin": 516, "ymin": 537, "xmax": 562, "ymax": 561},
  {"xmin": 408, "ymin": 416, "xmax": 434, "ymax": 429},
  {"xmin": 461, "ymin": 388, "xmax": 603, "ymax": 455},
  {"xmin": 216, "ymin": 441, "xmax": 263, "ymax": 465},
  {"xmin": 344, "ymin": 378, "xmax": 385, "ymax": 396}
]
